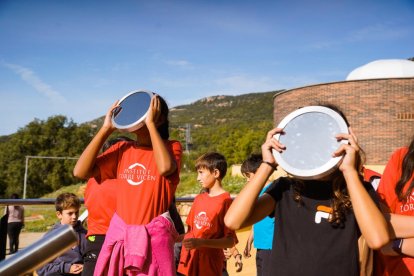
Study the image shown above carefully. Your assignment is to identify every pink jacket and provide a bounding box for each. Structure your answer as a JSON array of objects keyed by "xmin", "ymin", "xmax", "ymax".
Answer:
[{"xmin": 94, "ymin": 212, "xmax": 178, "ymax": 276}]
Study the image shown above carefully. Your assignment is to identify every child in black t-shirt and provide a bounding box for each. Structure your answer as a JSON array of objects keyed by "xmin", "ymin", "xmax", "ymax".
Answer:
[{"xmin": 224, "ymin": 106, "xmax": 390, "ymax": 276}]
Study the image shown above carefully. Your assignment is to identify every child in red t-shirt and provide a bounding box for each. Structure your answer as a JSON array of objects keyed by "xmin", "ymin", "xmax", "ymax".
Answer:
[
  {"xmin": 177, "ymin": 152, "xmax": 238, "ymax": 276},
  {"xmin": 375, "ymin": 137, "xmax": 414, "ymax": 276},
  {"xmin": 74, "ymin": 94, "xmax": 182, "ymax": 275}
]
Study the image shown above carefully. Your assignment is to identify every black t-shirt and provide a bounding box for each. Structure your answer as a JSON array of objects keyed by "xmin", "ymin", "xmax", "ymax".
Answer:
[{"xmin": 264, "ymin": 177, "xmax": 378, "ymax": 276}]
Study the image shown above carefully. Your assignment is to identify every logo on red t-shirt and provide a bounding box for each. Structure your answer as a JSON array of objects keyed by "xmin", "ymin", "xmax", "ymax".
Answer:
[
  {"xmin": 119, "ymin": 162, "xmax": 156, "ymax": 186},
  {"xmin": 194, "ymin": 211, "xmax": 212, "ymax": 229}
]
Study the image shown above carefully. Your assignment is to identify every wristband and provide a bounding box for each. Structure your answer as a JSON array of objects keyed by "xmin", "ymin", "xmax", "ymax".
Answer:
[
  {"xmin": 234, "ymin": 253, "xmax": 242, "ymax": 260},
  {"xmin": 262, "ymin": 161, "xmax": 277, "ymax": 170},
  {"xmin": 392, "ymin": 238, "xmax": 404, "ymax": 254}
]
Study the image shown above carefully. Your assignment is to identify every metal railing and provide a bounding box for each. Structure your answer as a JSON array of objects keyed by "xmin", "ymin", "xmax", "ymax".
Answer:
[
  {"xmin": 0, "ymin": 224, "xmax": 78, "ymax": 275},
  {"xmin": 0, "ymin": 197, "xmax": 195, "ymax": 206}
]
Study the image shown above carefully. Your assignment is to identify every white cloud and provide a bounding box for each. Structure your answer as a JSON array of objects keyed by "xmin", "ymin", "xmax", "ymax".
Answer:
[
  {"xmin": 3, "ymin": 62, "xmax": 67, "ymax": 104},
  {"xmin": 165, "ymin": 59, "xmax": 194, "ymax": 69}
]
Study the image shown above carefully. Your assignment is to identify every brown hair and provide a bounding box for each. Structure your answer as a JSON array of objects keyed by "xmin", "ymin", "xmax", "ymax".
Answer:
[
  {"xmin": 241, "ymin": 153, "xmax": 262, "ymax": 177},
  {"xmin": 395, "ymin": 137, "xmax": 414, "ymax": 202},
  {"xmin": 195, "ymin": 152, "xmax": 227, "ymax": 180},
  {"xmin": 55, "ymin": 192, "xmax": 81, "ymax": 213}
]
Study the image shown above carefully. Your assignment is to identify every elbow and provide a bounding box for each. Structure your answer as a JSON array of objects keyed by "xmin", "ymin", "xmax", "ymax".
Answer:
[
  {"xmin": 224, "ymin": 213, "xmax": 241, "ymax": 231},
  {"xmin": 73, "ymin": 167, "xmax": 87, "ymax": 180},
  {"xmin": 159, "ymin": 162, "xmax": 177, "ymax": 177},
  {"xmin": 365, "ymin": 233, "xmax": 390, "ymax": 250}
]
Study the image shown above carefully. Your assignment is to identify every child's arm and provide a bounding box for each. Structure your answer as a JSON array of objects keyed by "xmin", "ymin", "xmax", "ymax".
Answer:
[
  {"xmin": 243, "ymin": 228, "xmax": 254, "ymax": 258},
  {"xmin": 182, "ymin": 236, "xmax": 235, "ymax": 250},
  {"xmin": 225, "ymin": 128, "xmax": 283, "ymax": 230},
  {"xmin": 387, "ymin": 213, "xmax": 414, "ymax": 238},
  {"xmin": 146, "ymin": 95, "xmax": 178, "ymax": 176},
  {"xmin": 334, "ymin": 128, "xmax": 390, "ymax": 250},
  {"xmin": 73, "ymin": 101, "xmax": 118, "ymax": 180},
  {"xmin": 378, "ymin": 214, "xmax": 414, "ymax": 257},
  {"xmin": 36, "ymin": 259, "xmax": 74, "ymax": 275},
  {"xmin": 380, "ymin": 237, "xmax": 414, "ymax": 257}
]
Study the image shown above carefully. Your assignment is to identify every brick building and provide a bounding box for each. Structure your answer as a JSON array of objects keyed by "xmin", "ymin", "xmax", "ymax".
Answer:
[{"xmin": 272, "ymin": 59, "xmax": 414, "ymax": 167}]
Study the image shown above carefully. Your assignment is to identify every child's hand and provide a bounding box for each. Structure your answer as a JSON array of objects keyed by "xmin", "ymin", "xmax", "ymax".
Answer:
[
  {"xmin": 69, "ymin": 264, "xmax": 83, "ymax": 274},
  {"xmin": 333, "ymin": 127, "xmax": 360, "ymax": 174},
  {"xmin": 145, "ymin": 95, "xmax": 162, "ymax": 127},
  {"xmin": 103, "ymin": 100, "xmax": 119, "ymax": 131},
  {"xmin": 182, "ymin": 238, "xmax": 201, "ymax": 250},
  {"xmin": 235, "ymin": 254, "xmax": 243, "ymax": 272},
  {"xmin": 261, "ymin": 127, "xmax": 285, "ymax": 167},
  {"xmin": 243, "ymin": 243, "xmax": 252, "ymax": 258},
  {"xmin": 223, "ymin": 248, "xmax": 232, "ymax": 260}
]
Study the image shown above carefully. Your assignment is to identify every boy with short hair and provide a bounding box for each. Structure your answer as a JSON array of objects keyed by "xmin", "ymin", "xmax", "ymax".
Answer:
[
  {"xmin": 177, "ymin": 152, "xmax": 238, "ymax": 276},
  {"xmin": 37, "ymin": 193, "xmax": 87, "ymax": 276}
]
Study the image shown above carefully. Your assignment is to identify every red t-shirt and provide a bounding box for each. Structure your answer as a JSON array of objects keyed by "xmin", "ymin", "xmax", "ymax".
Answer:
[
  {"xmin": 178, "ymin": 192, "xmax": 238, "ymax": 276},
  {"xmin": 376, "ymin": 147, "xmax": 414, "ymax": 276},
  {"xmin": 84, "ymin": 178, "xmax": 118, "ymax": 236},
  {"xmin": 95, "ymin": 140, "xmax": 182, "ymax": 225}
]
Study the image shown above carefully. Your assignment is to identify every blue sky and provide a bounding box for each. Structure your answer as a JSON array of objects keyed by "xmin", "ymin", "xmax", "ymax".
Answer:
[{"xmin": 0, "ymin": 0, "xmax": 413, "ymax": 136}]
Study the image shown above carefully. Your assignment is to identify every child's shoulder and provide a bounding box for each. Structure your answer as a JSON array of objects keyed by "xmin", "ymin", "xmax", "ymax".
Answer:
[{"xmin": 198, "ymin": 191, "xmax": 231, "ymax": 202}]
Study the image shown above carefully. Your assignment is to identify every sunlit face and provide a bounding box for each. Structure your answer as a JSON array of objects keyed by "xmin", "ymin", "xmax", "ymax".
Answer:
[
  {"xmin": 197, "ymin": 167, "xmax": 218, "ymax": 189},
  {"xmin": 57, "ymin": 207, "xmax": 79, "ymax": 227}
]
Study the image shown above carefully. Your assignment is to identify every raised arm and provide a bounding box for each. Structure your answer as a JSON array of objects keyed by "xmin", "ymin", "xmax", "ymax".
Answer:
[
  {"xmin": 225, "ymin": 128, "xmax": 283, "ymax": 230},
  {"xmin": 146, "ymin": 95, "xmax": 178, "ymax": 176},
  {"xmin": 334, "ymin": 128, "xmax": 390, "ymax": 249},
  {"xmin": 73, "ymin": 101, "xmax": 118, "ymax": 180}
]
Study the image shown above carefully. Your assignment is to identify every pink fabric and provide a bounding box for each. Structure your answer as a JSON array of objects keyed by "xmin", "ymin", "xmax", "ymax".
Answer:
[{"xmin": 94, "ymin": 213, "xmax": 177, "ymax": 276}]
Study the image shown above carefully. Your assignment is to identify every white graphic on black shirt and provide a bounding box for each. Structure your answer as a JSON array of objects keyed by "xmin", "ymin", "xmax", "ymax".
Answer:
[
  {"xmin": 314, "ymin": 205, "xmax": 332, "ymax": 224},
  {"xmin": 315, "ymin": 211, "xmax": 330, "ymax": 223}
]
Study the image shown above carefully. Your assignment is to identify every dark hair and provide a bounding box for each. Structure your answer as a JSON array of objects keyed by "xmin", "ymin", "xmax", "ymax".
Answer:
[
  {"xmin": 395, "ymin": 137, "xmax": 414, "ymax": 201},
  {"xmin": 195, "ymin": 152, "xmax": 227, "ymax": 179},
  {"xmin": 292, "ymin": 104, "xmax": 365, "ymax": 227},
  {"xmin": 10, "ymin": 193, "xmax": 19, "ymax": 199},
  {"xmin": 102, "ymin": 136, "xmax": 134, "ymax": 152},
  {"xmin": 55, "ymin": 193, "xmax": 80, "ymax": 213},
  {"xmin": 156, "ymin": 96, "xmax": 170, "ymax": 139},
  {"xmin": 241, "ymin": 153, "xmax": 262, "ymax": 176}
]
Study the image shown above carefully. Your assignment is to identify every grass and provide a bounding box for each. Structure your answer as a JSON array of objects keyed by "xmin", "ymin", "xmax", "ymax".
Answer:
[{"xmin": 23, "ymin": 172, "xmax": 246, "ymax": 232}]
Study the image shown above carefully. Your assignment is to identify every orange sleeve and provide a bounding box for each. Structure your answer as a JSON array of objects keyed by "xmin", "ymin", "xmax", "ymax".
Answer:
[
  {"xmin": 95, "ymin": 142, "xmax": 124, "ymax": 182},
  {"xmin": 166, "ymin": 140, "xmax": 183, "ymax": 186},
  {"xmin": 377, "ymin": 148, "xmax": 406, "ymax": 211}
]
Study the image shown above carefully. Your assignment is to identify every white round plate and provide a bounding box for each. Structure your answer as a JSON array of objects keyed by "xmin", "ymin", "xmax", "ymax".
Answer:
[
  {"xmin": 111, "ymin": 90, "xmax": 154, "ymax": 132},
  {"xmin": 273, "ymin": 106, "xmax": 349, "ymax": 179}
]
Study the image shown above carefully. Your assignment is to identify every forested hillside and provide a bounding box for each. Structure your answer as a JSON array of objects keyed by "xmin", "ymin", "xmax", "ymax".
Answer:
[{"xmin": 0, "ymin": 90, "xmax": 281, "ymax": 198}]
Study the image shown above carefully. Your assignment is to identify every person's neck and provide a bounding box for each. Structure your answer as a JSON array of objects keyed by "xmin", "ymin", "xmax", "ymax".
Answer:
[
  {"xmin": 134, "ymin": 135, "xmax": 152, "ymax": 147},
  {"xmin": 208, "ymin": 181, "xmax": 226, "ymax": 197}
]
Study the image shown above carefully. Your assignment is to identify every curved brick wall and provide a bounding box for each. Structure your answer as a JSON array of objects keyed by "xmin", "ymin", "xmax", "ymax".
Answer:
[{"xmin": 273, "ymin": 78, "xmax": 414, "ymax": 165}]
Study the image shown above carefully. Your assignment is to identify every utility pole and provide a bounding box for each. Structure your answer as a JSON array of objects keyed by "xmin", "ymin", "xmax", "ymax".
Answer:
[
  {"xmin": 23, "ymin": 156, "xmax": 78, "ymax": 199},
  {"xmin": 185, "ymin": 123, "xmax": 192, "ymax": 154}
]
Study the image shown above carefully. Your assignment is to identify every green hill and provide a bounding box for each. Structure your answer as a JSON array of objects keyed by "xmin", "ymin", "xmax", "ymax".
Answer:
[{"xmin": 0, "ymin": 91, "xmax": 281, "ymax": 198}]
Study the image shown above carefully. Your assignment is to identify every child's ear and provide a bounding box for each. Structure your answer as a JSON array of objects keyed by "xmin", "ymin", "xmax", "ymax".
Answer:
[
  {"xmin": 56, "ymin": 211, "xmax": 62, "ymax": 218},
  {"xmin": 213, "ymin": 169, "xmax": 221, "ymax": 179}
]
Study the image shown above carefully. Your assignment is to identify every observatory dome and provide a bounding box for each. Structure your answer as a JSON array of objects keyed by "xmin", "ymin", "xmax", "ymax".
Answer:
[{"xmin": 346, "ymin": 59, "xmax": 414, "ymax": 81}]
